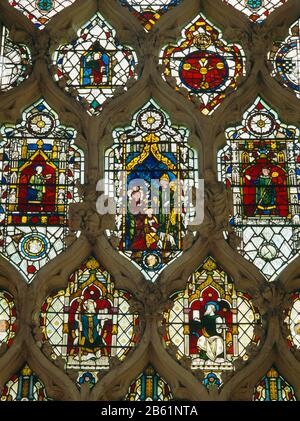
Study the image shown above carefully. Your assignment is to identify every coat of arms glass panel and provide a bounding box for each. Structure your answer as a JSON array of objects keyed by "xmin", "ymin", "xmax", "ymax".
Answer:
[
  {"xmin": 218, "ymin": 97, "xmax": 300, "ymax": 281},
  {"xmin": 52, "ymin": 13, "xmax": 138, "ymax": 116},
  {"xmin": 0, "ymin": 99, "xmax": 84, "ymax": 282},
  {"xmin": 104, "ymin": 99, "xmax": 199, "ymax": 282},
  {"xmin": 163, "ymin": 257, "xmax": 261, "ymax": 387},
  {"xmin": 269, "ymin": 18, "xmax": 300, "ymax": 99},
  {"xmin": 40, "ymin": 257, "xmax": 139, "ymax": 386},
  {"xmin": 160, "ymin": 14, "xmax": 246, "ymax": 115}
]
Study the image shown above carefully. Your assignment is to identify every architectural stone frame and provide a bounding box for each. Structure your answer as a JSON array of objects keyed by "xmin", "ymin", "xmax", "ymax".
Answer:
[{"xmin": 0, "ymin": 0, "xmax": 299, "ymax": 401}]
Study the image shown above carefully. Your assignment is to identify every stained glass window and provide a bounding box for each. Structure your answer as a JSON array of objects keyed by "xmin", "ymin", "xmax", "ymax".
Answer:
[
  {"xmin": 125, "ymin": 366, "xmax": 173, "ymax": 401},
  {"xmin": 0, "ymin": 290, "xmax": 16, "ymax": 348},
  {"xmin": 285, "ymin": 292, "xmax": 300, "ymax": 349},
  {"xmin": 119, "ymin": 0, "xmax": 183, "ymax": 31},
  {"xmin": 162, "ymin": 257, "xmax": 261, "ymax": 387},
  {"xmin": 0, "ymin": 99, "xmax": 84, "ymax": 282},
  {"xmin": 8, "ymin": 0, "xmax": 77, "ymax": 29},
  {"xmin": 52, "ymin": 13, "xmax": 138, "ymax": 116},
  {"xmin": 160, "ymin": 14, "xmax": 246, "ymax": 115},
  {"xmin": 0, "ymin": 25, "xmax": 31, "ymax": 92},
  {"xmin": 105, "ymin": 99, "xmax": 199, "ymax": 282},
  {"xmin": 253, "ymin": 367, "xmax": 296, "ymax": 401},
  {"xmin": 222, "ymin": 0, "xmax": 288, "ymax": 23},
  {"xmin": 269, "ymin": 18, "xmax": 300, "ymax": 99},
  {"xmin": 40, "ymin": 257, "xmax": 139, "ymax": 386},
  {"xmin": 0, "ymin": 365, "xmax": 49, "ymax": 401},
  {"xmin": 218, "ymin": 97, "xmax": 300, "ymax": 281}
]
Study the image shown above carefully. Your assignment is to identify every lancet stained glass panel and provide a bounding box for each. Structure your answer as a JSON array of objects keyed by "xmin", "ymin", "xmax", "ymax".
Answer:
[
  {"xmin": 119, "ymin": 0, "xmax": 183, "ymax": 31},
  {"xmin": 0, "ymin": 25, "xmax": 31, "ymax": 92},
  {"xmin": 253, "ymin": 367, "xmax": 296, "ymax": 401},
  {"xmin": 52, "ymin": 13, "xmax": 138, "ymax": 116},
  {"xmin": 8, "ymin": 0, "xmax": 77, "ymax": 29},
  {"xmin": 40, "ymin": 257, "xmax": 139, "ymax": 386},
  {"xmin": 105, "ymin": 99, "xmax": 199, "ymax": 282},
  {"xmin": 218, "ymin": 97, "xmax": 300, "ymax": 281},
  {"xmin": 125, "ymin": 366, "xmax": 173, "ymax": 401},
  {"xmin": 160, "ymin": 14, "xmax": 246, "ymax": 115},
  {"xmin": 0, "ymin": 290, "xmax": 16, "ymax": 348},
  {"xmin": 0, "ymin": 365, "xmax": 49, "ymax": 401},
  {"xmin": 222, "ymin": 0, "xmax": 288, "ymax": 23},
  {"xmin": 0, "ymin": 99, "xmax": 84, "ymax": 282},
  {"xmin": 163, "ymin": 257, "xmax": 261, "ymax": 387},
  {"xmin": 269, "ymin": 19, "xmax": 300, "ymax": 99}
]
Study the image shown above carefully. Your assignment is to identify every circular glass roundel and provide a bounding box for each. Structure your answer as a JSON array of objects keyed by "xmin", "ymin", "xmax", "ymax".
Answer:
[
  {"xmin": 247, "ymin": 111, "xmax": 275, "ymax": 137},
  {"xmin": 141, "ymin": 251, "xmax": 162, "ymax": 272},
  {"xmin": 36, "ymin": 0, "xmax": 54, "ymax": 12},
  {"xmin": 19, "ymin": 233, "xmax": 49, "ymax": 261},
  {"xmin": 27, "ymin": 112, "xmax": 55, "ymax": 137},
  {"xmin": 137, "ymin": 109, "xmax": 165, "ymax": 132},
  {"xmin": 179, "ymin": 50, "xmax": 229, "ymax": 94},
  {"xmin": 259, "ymin": 242, "xmax": 278, "ymax": 262}
]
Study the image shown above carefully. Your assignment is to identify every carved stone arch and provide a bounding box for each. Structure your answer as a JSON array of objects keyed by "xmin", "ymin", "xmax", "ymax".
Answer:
[
  {"xmin": 90, "ymin": 322, "xmax": 151, "ymax": 401},
  {"xmin": 228, "ymin": 341, "xmax": 300, "ymax": 401},
  {"xmin": 0, "ymin": 257, "xmax": 28, "ymax": 388},
  {"xmin": 0, "ymin": 0, "xmax": 299, "ymax": 403}
]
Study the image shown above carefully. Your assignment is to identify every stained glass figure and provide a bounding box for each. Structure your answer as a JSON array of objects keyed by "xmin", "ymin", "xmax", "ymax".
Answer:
[
  {"xmin": 0, "ymin": 365, "xmax": 49, "ymax": 401},
  {"xmin": 284, "ymin": 292, "xmax": 300, "ymax": 349},
  {"xmin": 0, "ymin": 25, "xmax": 31, "ymax": 92},
  {"xmin": 163, "ymin": 257, "xmax": 261, "ymax": 387},
  {"xmin": 0, "ymin": 290, "xmax": 16, "ymax": 348},
  {"xmin": 222, "ymin": 0, "xmax": 287, "ymax": 23},
  {"xmin": 269, "ymin": 19, "xmax": 300, "ymax": 99},
  {"xmin": 160, "ymin": 14, "xmax": 245, "ymax": 115},
  {"xmin": 52, "ymin": 13, "xmax": 138, "ymax": 116},
  {"xmin": 40, "ymin": 257, "xmax": 139, "ymax": 385},
  {"xmin": 218, "ymin": 97, "xmax": 300, "ymax": 281},
  {"xmin": 105, "ymin": 99, "xmax": 199, "ymax": 282},
  {"xmin": 0, "ymin": 99, "xmax": 84, "ymax": 282},
  {"xmin": 125, "ymin": 366, "xmax": 173, "ymax": 401},
  {"xmin": 253, "ymin": 367, "xmax": 296, "ymax": 401},
  {"xmin": 119, "ymin": 0, "xmax": 183, "ymax": 31},
  {"xmin": 8, "ymin": 0, "xmax": 77, "ymax": 29}
]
